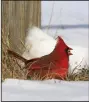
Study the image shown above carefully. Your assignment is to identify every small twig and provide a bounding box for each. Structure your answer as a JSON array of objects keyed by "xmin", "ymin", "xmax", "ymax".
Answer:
[
  {"xmin": 71, "ymin": 58, "xmax": 84, "ymax": 74},
  {"xmin": 46, "ymin": 62, "xmax": 52, "ymax": 79},
  {"xmin": 47, "ymin": 1, "xmax": 55, "ymax": 33},
  {"xmin": 18, "ymin": 38, "xmax": 26, "ymax": 49}
]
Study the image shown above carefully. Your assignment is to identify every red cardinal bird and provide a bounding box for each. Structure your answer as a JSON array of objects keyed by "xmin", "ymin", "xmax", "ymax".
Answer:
[
  {"xmin": 25, "ymin": 36, "xmax": 73, "ymax": 79},
  {"xmin": 8, "ymin": 36, "xmax": 73, "ymax": 80}
]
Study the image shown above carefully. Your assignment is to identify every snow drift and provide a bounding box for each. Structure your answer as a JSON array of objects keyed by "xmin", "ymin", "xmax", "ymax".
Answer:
[
  {"xmin": 22, "ymin": 27, "xmax": 57, "ymax": 60},
  {"xmin": 2, "ymin": 78, "xmax": 89, "ymax": 101}
]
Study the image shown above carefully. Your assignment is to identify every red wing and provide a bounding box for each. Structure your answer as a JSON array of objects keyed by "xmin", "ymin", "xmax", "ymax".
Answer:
[
  {"xmin": 26, "ymin": 59, "xmax": 50, "ymax": 70},
  {"xmin": 26, "ymin": 54, "xmax": 56, "ymax": 70},
  {"xmin": 31, "ymin": 63, "xmax": 50, "ymax": 70},
  {"xmin": 27, "ymin": 60, "xmax": 56, "ymax": 70},
  {"xmin": 29, "ymin": 55, "xmax": 51, "ymax": 70}
]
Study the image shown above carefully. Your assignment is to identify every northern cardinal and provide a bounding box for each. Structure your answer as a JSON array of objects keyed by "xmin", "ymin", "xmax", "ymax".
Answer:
[
  {"xmin": 25, "ymin": 36, "xmax": 73, "ymax": 79},
  {"xmin": 8, "ymin": 36, "xmax": 73, "ymax": 80}
]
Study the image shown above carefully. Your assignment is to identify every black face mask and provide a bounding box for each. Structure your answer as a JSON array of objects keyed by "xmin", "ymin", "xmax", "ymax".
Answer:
[{"xmin": 65, "ymin": 48, "xmax": 70, "ymax": 60}]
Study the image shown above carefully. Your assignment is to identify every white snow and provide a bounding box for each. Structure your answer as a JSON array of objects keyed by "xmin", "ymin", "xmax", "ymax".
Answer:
[
  {"xmin": 2, "ymin": 78, "xmax": 89, "ymax": 101},
  {"xmin": 22, "ymin": 27, "xmax": 57, "ymax": 60},
  {"xmin": 69, "ymin": 45, "xmax": 88, "ymax": 73}
]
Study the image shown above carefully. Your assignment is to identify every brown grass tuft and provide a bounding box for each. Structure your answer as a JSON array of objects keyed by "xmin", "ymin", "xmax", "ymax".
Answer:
[
  {"xmin": 66, "ymin": 67, "xmax": 89, "ymax": 81},
  {"xmin": 2, "ymin": 29, "xmax": 27, "ymax": 81}
]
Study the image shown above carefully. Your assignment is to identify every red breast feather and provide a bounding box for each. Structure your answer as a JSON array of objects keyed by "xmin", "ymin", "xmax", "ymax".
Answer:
[{"xmin": 26, "ymin": 36, "xmax": 73, "ymax": 80}]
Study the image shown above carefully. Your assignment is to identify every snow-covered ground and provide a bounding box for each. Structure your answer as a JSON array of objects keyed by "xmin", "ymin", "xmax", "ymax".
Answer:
[{"xmin": 2, "ymin": 79, "xmax": 89, "ymax": 101}]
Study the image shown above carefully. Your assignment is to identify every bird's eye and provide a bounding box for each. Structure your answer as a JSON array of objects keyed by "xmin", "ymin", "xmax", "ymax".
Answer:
[{"xmin": 65, "ymin": 48, "xmax": 73, "ymax": 56}]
